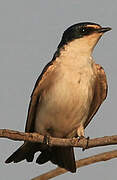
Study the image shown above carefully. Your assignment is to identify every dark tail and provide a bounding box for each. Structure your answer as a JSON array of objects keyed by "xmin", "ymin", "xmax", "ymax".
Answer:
[
  {"xmin": 36, "ymin": 146, "xmax": 76, "ymax": 173},
  {"xmin": 6, "ymin": 142, "xmax": 76, "ymax": 173},
  {"xmin": 5, "ymin": 142, "xmax": 41, "ymax": 163}
]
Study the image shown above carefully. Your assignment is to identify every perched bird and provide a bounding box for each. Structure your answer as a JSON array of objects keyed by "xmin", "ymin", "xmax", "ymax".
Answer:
[{"xmin": 5, "ymin": 22, "xmax": 111, "ymax": 172}]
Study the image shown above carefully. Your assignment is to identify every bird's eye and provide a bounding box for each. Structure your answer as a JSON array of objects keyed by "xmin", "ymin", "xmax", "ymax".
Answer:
[
  {"xmin": 80, "ymin": 27, "xmax": 88, "ymax": 34},
  {"xmin": 82, "ymin": 28, "xmax": 86, "ymax": 32},
  {"xmin": 79, "ymin": 27, "xmax": 94, "ymax": 35}
]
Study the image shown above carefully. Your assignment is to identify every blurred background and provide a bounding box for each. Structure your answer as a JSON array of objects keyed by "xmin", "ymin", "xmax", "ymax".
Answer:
[{"xmin": 0, "ymin": 0, "xmax": 116, "ymax": 179}]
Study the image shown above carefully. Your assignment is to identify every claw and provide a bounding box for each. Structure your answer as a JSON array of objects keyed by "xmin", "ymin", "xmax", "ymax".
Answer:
[
  {"xmin": 82, "ymin": 136, "xmax": 90, "ymax": 151},
  {"xmin": 43, "ymin": 135, "xmax": 50, "ymax": 145}
]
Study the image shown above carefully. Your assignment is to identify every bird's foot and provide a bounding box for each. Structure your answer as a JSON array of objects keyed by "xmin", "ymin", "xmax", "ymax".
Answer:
[
  {"xmin": 82, "ymin": 136, "xmax": 90, "ymax": 151},
  {"xmin": 77, "ymin": 136, "xmax": 90, "ymax": 151},
  {"xmin": 43, "ymin": 135, "xmax": 50, "ymax": 146}
]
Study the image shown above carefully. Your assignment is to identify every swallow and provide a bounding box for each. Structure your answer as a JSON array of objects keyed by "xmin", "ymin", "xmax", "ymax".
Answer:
[{"xmin": 5, "ymin": 22, "xmax": 111, "ymax": 173}]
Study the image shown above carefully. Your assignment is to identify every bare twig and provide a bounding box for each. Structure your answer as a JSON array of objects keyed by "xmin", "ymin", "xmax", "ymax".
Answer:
[
  {"xmin": 1, "ymin": 129, "xmax": 117, "ymax": 150},
  {"xmin": 1, "ymin": 129, "xmax": 117, "ymax": 179},
  {"xmin": 32, "ymin": 149, "xmax": 117, "ymax": 180}
]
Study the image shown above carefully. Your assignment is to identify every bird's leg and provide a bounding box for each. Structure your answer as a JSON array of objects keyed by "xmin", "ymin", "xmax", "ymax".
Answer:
[
  {"xmin": 82, "ymin": 136, "xmax": 90, "ymax": 151},
  {"xmin": 43, "ymin": 135, "xmax": 50, "ymax": 146},
  {"xmin": 77, "ymin": 124, "xmax": 89, "ymax": 151},
  {"xmin": 77, "ymin": 124, "xmax": 85, "ymax": 138}
]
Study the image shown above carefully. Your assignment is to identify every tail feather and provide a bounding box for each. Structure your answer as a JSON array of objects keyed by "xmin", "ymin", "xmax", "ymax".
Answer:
[
  {"xmin": 6, "ymin": 142, "xmax": 76, "ymax": 173},
  {"xmin": 36, "ymin": 146, "xmax": 76, "ymax": 173},
  {"xmin": 36, "ymin": 149, "xmax": 51, "ymax": 164},
  {"xmin": 5, "ymin": 142, "xmax": 41, "ymax": 163}
]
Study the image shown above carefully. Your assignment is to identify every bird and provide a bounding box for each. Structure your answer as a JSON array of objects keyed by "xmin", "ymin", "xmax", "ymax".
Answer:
[{"xmin": 5, "ymin": 22, "xmax": 111, "ymax": 173}]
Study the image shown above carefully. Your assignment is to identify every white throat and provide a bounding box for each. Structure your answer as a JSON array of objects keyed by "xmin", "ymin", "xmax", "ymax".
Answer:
[
  {"xmin": 57, "ymin": 40, "xmax": 95, "ymax": 68},
  {"xmin": 56, "ymin": 32, "xmax": 101, "ymax": 68}
]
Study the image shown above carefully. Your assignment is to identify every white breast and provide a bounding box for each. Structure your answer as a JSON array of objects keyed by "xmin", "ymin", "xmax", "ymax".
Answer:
[{"xmin": 35, "ymin": 57, "xmax": 96, "ymax": 138}]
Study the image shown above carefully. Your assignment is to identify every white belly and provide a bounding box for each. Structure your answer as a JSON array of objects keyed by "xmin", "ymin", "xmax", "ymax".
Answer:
[{"xmin": 35, "ymin": 64, "xmax": 95, "ymax": 138}]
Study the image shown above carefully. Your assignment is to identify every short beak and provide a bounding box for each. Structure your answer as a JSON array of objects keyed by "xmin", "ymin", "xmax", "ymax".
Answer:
[{"xmin": 97, "ymin": 27, "xmax": 112, "ymax": 33}]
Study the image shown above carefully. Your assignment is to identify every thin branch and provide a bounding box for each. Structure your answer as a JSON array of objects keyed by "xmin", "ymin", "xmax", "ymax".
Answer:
[
  {"xmin": 0, "ymin": 129, "xmax": 117, "ymax": 150},
  {"xmin": 32, "ymin": 149, "xmax": 117, "ymax": 180},
  {"xmin": 1, "ymin": 129, "xmax": 117, "ymax": 179}
]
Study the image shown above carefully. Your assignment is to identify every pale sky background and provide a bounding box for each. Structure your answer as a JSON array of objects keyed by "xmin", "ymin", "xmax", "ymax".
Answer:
[{"xmin": 0, "ymin": 0, "xmax": 117, "ymax": 180}]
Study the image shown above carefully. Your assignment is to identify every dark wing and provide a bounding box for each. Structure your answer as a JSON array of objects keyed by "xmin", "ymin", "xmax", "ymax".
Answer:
[
  {"xmin": 5, "ymin": 60, "xmax": 58, "ymax": 163},
  {"xmin": 84, "ymin": 64, "xmax": 108, "ymax": 128},
  {"xmin": 25, "ymin": 60, "xmax": 56, "ymax": 132}
]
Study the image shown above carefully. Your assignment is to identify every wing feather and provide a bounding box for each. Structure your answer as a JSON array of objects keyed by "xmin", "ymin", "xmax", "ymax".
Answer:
[
  {"xmin": 84, "ymin": 64, "xmax": 108, "ymax": 128},
  {"xmin": 25, "ymin": 60, "xmax": 57, "ymax": 132}
]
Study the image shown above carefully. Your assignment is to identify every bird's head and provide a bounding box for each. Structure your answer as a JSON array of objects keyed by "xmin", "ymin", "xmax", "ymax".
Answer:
[{"xmin": 58, "ymin": 22, "xmax": 111, "ymax": 56}]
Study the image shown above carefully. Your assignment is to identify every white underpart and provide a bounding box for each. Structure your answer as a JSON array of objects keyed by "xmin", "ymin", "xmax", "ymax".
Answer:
[{"xmin": 35, "ymin": 34, "xmax": 101, "ymax": 138}]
